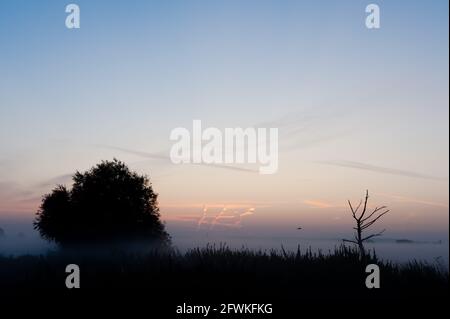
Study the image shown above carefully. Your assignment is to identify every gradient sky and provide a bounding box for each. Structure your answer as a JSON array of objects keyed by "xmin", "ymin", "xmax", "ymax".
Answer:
[{"xmin": 0, "ymin": 0, "xmax": 448, "ymax": 240}]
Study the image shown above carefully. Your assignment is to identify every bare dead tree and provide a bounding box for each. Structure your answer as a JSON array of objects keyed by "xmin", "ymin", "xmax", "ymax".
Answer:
[{"xmin": 343, "ymin": 190, "xmax": 390, "ymax": 259}]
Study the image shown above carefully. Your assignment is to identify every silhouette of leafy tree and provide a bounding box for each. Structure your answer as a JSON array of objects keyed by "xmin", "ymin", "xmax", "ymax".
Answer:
[{"xmin": 34, "ymin": 159, "xmax": 170, "ymax": 246}]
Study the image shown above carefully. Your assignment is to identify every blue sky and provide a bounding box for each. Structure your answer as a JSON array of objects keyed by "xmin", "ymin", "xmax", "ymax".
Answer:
[{"xmin": 0, "ymin": 1, "xmax": 448, "ymax": 240}]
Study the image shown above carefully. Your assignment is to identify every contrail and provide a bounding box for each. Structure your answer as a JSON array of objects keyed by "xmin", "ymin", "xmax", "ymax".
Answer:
[
  {"xmin": 95, "ymin": 144, "xmax": 258, "ymax": 173},
  {"xmin": 94, "ymin": 144, "xmax": 168, "ymax": 160},
  {"xmin": 316, "ymin": 160, "xmax": 447, "ymax": 181}
]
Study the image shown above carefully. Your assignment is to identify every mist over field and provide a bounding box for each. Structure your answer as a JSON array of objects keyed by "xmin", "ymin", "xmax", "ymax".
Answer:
[{"xmin": 1, "ymin": 215, "xmax": 447, "ymax": 267}]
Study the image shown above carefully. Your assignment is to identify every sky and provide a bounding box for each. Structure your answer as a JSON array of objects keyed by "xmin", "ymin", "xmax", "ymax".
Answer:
[{"xmin": 0, "ymin": 0, "xmax": 448, "ymax": 243}]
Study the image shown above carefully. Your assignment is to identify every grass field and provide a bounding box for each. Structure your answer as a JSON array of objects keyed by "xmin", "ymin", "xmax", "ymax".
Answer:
[{"xmin": 0, "ymin": 244, "xmax": 448, "ymax": 317}]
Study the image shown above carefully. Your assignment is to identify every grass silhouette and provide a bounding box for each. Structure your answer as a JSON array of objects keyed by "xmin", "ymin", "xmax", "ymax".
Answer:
[{"xmin": 1, "ymin": 244, "xmax": 447, "ymax": 306}]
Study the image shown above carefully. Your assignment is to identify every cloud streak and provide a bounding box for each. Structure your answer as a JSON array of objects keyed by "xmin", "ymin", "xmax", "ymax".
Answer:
[
  {"xmin": 256, "ymin": 110, "xmax": 348, "ymax": 151},
  {"xmin": 96, "ymin": 144, "xmax": 258, "ymax": 173},
  {"xmin": 36, "ymin": 174, "xmax": 73, "ymax": 188},
  {"xmin": 303, "ymin": 200, "xmax": 333, "ymax": 209},
  {"xmin": 316, "ymin": 160, "xmax": 447, "ymax": 181},
  {"xmin": 376, "ymin": 193, "xmax": 449, "ymax": 208}
]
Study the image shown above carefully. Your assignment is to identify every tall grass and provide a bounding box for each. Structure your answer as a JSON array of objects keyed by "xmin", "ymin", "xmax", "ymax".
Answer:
[{"xmin": 0, "ymin": 244, "xmax": 447, "ymax": 305}]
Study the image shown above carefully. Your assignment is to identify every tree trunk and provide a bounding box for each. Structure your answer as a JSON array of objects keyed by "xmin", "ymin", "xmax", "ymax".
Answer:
[{"xmin": 357, "ymin": 222, "xmax": 365, "ymax": 260}]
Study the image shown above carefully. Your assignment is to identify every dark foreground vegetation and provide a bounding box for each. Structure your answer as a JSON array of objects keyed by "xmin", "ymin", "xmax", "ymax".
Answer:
[{"xmin": 0, "ymin": 245, "xmax": 448, "ymax": 317}]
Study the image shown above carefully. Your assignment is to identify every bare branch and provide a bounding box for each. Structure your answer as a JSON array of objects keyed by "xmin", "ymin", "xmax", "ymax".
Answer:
[
  {"xmin": 348, "ymin": 200, "xmax": 357, "ymax": 219},
  {"xmin": 361, "ymin": 206, "xmax": 387, "ymax": 223},
  {"xmin": 362, "ymin": 229, "xmax": 386, "ymax": 242},
  {"xmin": 354, "ymin": 200, "xmax": 362, "ymax": 214},
  {"xmin": 349, "ymin": 198, "xmax": 363, "ymax": 220},
  {"xmin": 358, "ymin": 189, "xmax": 369, "ymax": 220},
  {"xmin": 342, "ymin": 239, "xmax": 358, "ymax": 244},
  {"xmin": 361, "ymin": 210, "xmax": 389, "ymax": 230}
]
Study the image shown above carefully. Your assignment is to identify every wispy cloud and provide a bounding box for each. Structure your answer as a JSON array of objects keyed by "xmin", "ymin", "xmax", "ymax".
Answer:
[
  {"xmin": 376, "ymin": 193, "xmax": 449, "ymax": 208},
  {"xmin": 0, "ymin": 181, "xmax": 40, "ymax": 213},
  {"xmin": 96, "ymin": 144, "xmax": 258, "ymax": 173},
  {"xmin": 303, "ymin": 200, "xmax": 333, "ymax": 209},
  {"xmin": 36, "ymin": 174, "xmax": 73, "ymax": 188},
  {"xmin": 161, "ymin": 202, "xmax": 269, "ymax": 209},
  {"xmin": 316, "ymin": 160, "xmax": 447, "ymax": 181},
  {"xmin": 256, "ymin": 109, "xmax": 347, "ymax": 129},
  {"xmin": 164, "ymin": 215, "xmax": 201, "ymax": 223},
  {"xmin": 256, "ymin": 110, "xmax": 349, "ymax": 152},
  {"xmin": 0, "ymin": 181, "xmax": 33, "ymax": 199},
  {"xmin": 95, "ymin": 145, "xmax": 168, "ymax": 160}
]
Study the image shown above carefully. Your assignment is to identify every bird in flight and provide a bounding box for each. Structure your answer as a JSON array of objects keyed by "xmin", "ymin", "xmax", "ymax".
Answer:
[{"xmin": 297, "ymin": 227, "xmax": 302, "ymax": 230}]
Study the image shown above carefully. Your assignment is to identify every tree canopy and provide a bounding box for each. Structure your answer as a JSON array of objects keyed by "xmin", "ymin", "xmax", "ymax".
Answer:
[{"xmin": 34, "ymin": 159, "xmax": 170, "ymax": 246}]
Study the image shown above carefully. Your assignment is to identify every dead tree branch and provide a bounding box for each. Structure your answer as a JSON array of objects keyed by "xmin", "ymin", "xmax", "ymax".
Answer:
[{"xmin": 342, "ymin": 190, "xmax": 389, "ymax": 259}]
